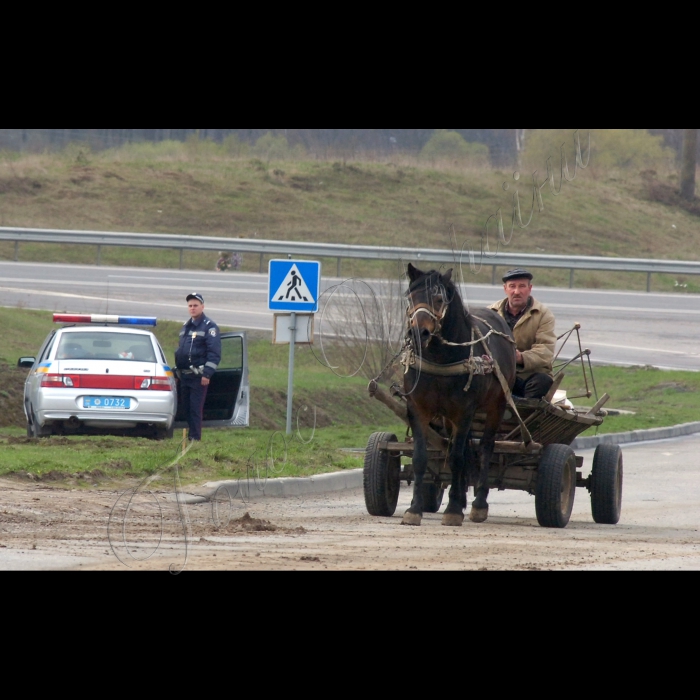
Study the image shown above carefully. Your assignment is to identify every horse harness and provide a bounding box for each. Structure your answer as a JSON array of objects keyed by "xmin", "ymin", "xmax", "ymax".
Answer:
[
  {"xmin": 403, "ymin": 290, "xmax": 533, "ymax": 445},
  {"xmin": 403, "ymin": 298, "xmax": 512, "ymax": 393},
  {"xmin": 401, "ymin": 326, "xmax": 495, "ymax": 395}
]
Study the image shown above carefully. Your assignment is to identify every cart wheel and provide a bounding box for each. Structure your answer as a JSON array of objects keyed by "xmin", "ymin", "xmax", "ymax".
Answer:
[
  {"xmin": 422, "ymin": 483, "xmax": 445, "ymax": 513},
  {"xmin": 590, "ymin": 444, "xmax": 623, "ymax": 525},
  {"xmin": 535, "ymin": 444, "xmax": 577, "ymax": 529},
  {"xmin": 363, "ymin": 432, "xmax": 401, "ymax": 517}
]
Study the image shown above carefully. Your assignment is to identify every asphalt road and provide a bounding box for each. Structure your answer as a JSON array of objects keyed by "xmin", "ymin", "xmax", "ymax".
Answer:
[
  {"xmin": 1, "ymin": 261, "xmax": 699, "ymax": 370},
  {"xmin": 1, "ymin": 434, "xmax": 699, "ymax": 570}
]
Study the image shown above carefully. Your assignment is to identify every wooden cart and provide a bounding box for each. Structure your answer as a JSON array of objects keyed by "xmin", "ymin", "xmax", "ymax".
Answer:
[{"xmin": 364, "ymin": 377, "xmax": 623, "ymax": 530}]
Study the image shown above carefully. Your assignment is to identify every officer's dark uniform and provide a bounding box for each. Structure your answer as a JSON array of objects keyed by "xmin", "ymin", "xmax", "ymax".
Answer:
[{"xmin": 175, "ymin": 296, "xmax": 222, "ymax": 441}]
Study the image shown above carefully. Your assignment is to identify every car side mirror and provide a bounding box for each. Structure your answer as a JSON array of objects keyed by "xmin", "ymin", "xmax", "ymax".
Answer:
[{"xmin": 18, "ymin": 357, "xmax": 36, "ymax": 368}]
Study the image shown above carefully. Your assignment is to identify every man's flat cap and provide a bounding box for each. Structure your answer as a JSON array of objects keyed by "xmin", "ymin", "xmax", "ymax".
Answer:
[
  {"xmin": 502, "ymin": 269, "xmax": 533, "ymax": 283},
  {"xmin": 186, "ymin": 293, "xmax": 205, "ymax": 303}
]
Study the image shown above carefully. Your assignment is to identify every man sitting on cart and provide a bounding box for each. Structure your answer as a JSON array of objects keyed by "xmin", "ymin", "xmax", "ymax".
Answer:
[{"xmin": 489, "ymin": 269, "xmax": 556, "ymax": 400}]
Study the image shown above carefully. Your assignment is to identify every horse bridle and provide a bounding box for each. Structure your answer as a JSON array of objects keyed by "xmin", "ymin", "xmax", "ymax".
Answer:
[
  {"xmin": 406, "ymin": 285, "xmax": 450, "ymax": 338},
  {"xmin": 406, "ymin": 282, "xmax": 515, "ymax": 350},
  {"xmin": 407, "ymin": 303, "xmax": 447, "ymax": 333}
]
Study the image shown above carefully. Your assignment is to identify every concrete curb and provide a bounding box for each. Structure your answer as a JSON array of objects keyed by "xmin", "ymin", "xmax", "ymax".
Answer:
[
  {"xmin": 186, "ymin": 423, "xmax": 700, "ymax": 501},
  {"xmin": 202, "ymin": 469, "xmax": 364, "ymax": 501},
  {"xmin": 572, "ymin": 422, "xmax": 700, "ymax": 450},
  {"xmin": 165, "ymin": 493, "xmax": 209, "ymax": 506}
]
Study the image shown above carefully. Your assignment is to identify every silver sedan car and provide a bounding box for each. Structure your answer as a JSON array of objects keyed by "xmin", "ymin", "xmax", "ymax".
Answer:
[{"xmin": 19, "ymin": 316, "xmax": 177, "ymax": 439}]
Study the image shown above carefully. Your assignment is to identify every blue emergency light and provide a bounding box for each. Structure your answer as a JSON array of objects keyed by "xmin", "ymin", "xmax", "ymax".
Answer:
[{"xmin": 53, "ymin": 314, "xmax": 157, "ymax": 326}]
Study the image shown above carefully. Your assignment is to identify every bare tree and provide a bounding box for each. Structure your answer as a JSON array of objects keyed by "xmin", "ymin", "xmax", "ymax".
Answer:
[
  {"xmin": 680, "ymin": 129, "xmax": 698, "ymax": 201},
  {"xmin": 313, "ymin": 271, "xmax": 408, "ymax": 386},
  {"xmin": 0, "ymin": 129, "xmax": 686, "ymax": 168}
]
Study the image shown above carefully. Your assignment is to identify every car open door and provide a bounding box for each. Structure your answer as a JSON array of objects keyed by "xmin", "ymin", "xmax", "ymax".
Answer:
[{"xmin": 175, "ymin": 332, "xmax": 249, "ymax": 430}]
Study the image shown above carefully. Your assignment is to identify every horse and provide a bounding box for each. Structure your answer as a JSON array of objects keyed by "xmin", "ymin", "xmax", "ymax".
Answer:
[{"xmin": 401, "ymin": 263, "xmax": 517, "ymax": 527}]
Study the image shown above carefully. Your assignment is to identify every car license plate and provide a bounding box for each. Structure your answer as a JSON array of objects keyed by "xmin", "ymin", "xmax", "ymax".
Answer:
[{"xmin": 83, "ymin": 397, "xmax": 131, "ymax": 410}]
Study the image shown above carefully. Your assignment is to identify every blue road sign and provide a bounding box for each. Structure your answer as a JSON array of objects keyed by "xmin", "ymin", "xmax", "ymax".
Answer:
[{"xmin": 268, "ymin": 260, "xmax": 321, "ymax": 313}]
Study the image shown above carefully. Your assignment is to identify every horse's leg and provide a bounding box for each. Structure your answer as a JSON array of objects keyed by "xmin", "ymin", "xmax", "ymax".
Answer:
[
  {"xmin": 441, "ymin": 429, "xmax": 470, "ymax": 527},
  {"xmin": 442, "ymin": 408, "xmax": 476, "ymax": 527},
  {"xmin": 402, "ymin": 410, "xmax": 429, "ymax": 527},
  {"xmin": 470, "ymin": 396, "xmax": 505, "ymax": 524}
]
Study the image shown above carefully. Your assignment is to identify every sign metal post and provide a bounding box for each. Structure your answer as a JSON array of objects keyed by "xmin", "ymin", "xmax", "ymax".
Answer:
[
  {"xmin": 268, "ymin": 260, "xmax": 321, "ymax": 437},
  {"xmin": 286, "ymin": 312, "xmax": 297, "ymax": 435}
]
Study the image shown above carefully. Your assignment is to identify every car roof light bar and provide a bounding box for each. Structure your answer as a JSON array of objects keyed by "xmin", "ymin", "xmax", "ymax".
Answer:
[{"xmin": 53, "ymin": 314, "xmax": 157, "ymax": 327}]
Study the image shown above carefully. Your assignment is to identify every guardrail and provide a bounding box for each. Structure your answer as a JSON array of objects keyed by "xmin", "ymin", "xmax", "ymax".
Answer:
[{"xmin": 2, "ymin": 226, "xmax": 700, "ymax": 291}]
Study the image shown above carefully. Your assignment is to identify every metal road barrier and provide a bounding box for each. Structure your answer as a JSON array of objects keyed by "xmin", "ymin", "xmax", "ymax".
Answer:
[{"xmin": 2, "ymin": 226, "xmax": 700, "ymax": 291}]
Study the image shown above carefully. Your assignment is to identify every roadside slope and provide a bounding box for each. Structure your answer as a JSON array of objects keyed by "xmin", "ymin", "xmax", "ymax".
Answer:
[{"xmin": 1, "ymin": 153, "xmax": 699, "ymax": 290}]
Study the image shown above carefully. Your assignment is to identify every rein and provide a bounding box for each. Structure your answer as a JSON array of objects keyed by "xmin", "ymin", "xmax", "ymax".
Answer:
[
  {"xmin": 437, "ymin": 322, "xmax": 515, "ymax": 348},
  {"xmin": 404, "ymin": 286, "xmax": 532, "ymax": 445},
  {"xmin": 406, "ymin": 285, "xmax": 515, "ymax": 349}
]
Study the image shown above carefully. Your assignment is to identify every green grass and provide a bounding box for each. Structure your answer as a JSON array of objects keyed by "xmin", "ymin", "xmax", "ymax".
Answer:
[
  {"xmin": 1, "ymin": 307, "xmax": 699, "ymax": 487},
  {"xmin": 0, "ymin": 424, "xmax": 405, "ymax": 487},
  {"xmin": 0, "ymin": 307, "xmax": 61, "ymax": 364},
  {"xmin": 1, "ymin": 149, "xmax": 700, "ymax": 291},
  {"xmin": 560, "ymin": 365, "xmax": 700, "ymax": 436}
]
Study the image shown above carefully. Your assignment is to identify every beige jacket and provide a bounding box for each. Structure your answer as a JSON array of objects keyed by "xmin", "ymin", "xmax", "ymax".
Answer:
[{"xmin": 489, "ymin": 297, "xmax": 556, "ymax": 379}]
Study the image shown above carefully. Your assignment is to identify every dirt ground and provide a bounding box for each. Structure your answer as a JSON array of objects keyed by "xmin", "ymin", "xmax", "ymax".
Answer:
[{"xmin": 1, "ymin": 434, "xmax": 700, "ymax": 571}]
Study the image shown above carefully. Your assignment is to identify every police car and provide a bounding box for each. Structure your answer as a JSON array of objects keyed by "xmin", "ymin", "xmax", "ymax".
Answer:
[{"xmin": 17, "ymin": 314, "xmax": 250, "ymax": 439}]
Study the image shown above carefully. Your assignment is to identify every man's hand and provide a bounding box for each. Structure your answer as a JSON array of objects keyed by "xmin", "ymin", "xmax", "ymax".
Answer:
[
  {"xmin": 515, "ymin": 350, "xmax": 524, "ymax": 365},
  {"xmin": 201, "ymin": 377, "xmax": 210, "ymax": 387}
]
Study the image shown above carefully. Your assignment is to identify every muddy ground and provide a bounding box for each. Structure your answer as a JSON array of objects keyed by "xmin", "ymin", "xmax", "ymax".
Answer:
[{"xmin": 1, "ymin": 435, "xmax": 699, "ymax": 571}]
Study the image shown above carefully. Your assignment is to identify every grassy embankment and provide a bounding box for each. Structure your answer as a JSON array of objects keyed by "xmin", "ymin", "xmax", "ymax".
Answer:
[
  {"xmin": 1, "ymin": 145, "xmax": 700, "ymax": 292},
  {"xmin": 0, "ymin": 308, "xmax": 698, "ymax": 487}
]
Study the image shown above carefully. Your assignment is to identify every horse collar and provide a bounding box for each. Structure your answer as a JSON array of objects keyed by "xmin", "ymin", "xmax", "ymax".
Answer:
[{"xmin": 401, "ymin": 345, "xmax": 494, "ymax": 381}]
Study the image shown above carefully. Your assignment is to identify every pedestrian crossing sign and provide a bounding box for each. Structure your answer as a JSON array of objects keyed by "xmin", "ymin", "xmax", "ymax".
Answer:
[{"xmin": 268, "ymin": 260, "xmax": 321, "ymax": 313}]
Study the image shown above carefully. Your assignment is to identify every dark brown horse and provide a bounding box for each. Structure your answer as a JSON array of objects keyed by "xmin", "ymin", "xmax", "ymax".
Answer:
[{"xmin": 402, "ymin": 264, "xmax": 517, "ymax": 527}]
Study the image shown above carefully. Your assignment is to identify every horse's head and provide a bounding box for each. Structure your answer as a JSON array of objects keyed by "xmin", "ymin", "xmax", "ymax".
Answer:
[{"xmin": 406, "ymin": 264, "xmax": 455, "ymax": 349}]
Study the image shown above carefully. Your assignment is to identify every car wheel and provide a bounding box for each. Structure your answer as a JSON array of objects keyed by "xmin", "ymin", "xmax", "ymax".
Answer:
[
  {"xmin": 153, "ymin": 425, "xmax": 175, "ymax": 441},
  {"xmin": 28, "ymin": 408, "xmax": 52, "ymax": 438}
]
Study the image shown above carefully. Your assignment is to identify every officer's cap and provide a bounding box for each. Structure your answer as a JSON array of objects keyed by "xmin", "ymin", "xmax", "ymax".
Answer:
[
  {"xmin": 186, "ymin": 293, "xmax": 205, "ymax": 303},
  {"xmin": 502, "ymin": 269, "xmax": 534, "ymax": 283}
]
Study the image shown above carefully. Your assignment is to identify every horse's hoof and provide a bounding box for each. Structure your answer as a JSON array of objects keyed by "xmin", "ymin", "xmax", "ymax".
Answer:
[
  {"xmin": 442, "ymin": 513, "xmax": 465, "ymax": 527},
  {"xmin": 402, "ymin": 511, "xmax": 422, "ymax": 527},
  {"xmin": 469, "ymin": 507, "xmax": 489, "ymax": 524}
]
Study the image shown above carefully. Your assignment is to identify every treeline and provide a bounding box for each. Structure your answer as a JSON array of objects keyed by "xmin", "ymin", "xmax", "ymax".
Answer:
[
  {"xmin": 0, "ymin": 128, "xmax": 521, "ymax": 160},
  {"xmin": 0, "ymin": 128, "xmax": 688, "ymax": 165}
]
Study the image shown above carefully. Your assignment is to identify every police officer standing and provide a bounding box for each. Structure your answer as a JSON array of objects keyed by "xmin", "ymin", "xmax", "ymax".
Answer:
[{"xmin": 175, "ymin": 293, "xmax": 222, "ymax": 442}]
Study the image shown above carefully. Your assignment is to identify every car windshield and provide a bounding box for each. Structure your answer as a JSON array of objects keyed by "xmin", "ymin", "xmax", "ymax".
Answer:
[{"xmin": 56, "ymin": 332, "xmax": 157, "ymax": 362}]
